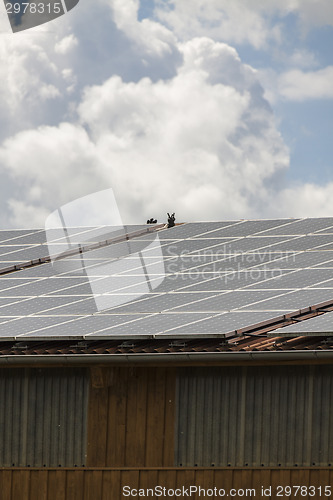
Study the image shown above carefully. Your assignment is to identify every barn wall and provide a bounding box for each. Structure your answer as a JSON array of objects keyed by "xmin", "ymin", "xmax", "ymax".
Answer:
[
  {"xmin": 1, "ymin": 468, "xmax": 333, "ymax": 500},
  {"xmin": 175, "ymin": 365, "xmax": 333, "ymax": 467},
  {"xmin": 0, "ymin": 367, "xmax": 89, "ymax": 467},
  {"xmin": 87, "ymin": 364, "xmax": 333, "ymax": 469},
  {"xmin": 87, "ymin": 367, "xmax": 176, "ymax": 467}
]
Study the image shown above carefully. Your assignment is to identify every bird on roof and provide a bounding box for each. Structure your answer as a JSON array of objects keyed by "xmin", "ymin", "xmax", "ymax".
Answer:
[{"xmin": 167, "ymin": 213, "xmax": 175, "ymax": 228}]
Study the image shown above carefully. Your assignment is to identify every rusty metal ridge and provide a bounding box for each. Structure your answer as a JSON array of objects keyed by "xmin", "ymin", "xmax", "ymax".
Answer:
[{"xmin": 0, "ymin": 224, "xmax": 165, "ymax": 277}]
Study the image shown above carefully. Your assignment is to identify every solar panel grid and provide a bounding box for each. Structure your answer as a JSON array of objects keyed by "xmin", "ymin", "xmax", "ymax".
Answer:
[
  {"xmin": 83, "ymin": 312, "xmax": 216, "ymax": 338},
  {"xmin": 1, "ymin": 218, "xmax": 333, "ymax": 339},
  {"xmin": 16, "ymin": 312, "xmax": 174, "ymax": 339}
]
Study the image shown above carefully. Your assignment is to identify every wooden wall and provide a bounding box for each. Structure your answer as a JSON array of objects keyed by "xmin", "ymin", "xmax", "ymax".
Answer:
[
  {"xmin": 87, "ymin": 367, "xmax": 176, "ymax": 467},
  {"xmin": 1, "ymin": 467, "xmax": 333, "ymax": 500}
]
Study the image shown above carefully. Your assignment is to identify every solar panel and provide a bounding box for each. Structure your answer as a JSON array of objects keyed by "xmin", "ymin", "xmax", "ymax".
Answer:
[
  {"xmin": 1, "ymin": 218, "xmax": 333, "ymax": 340},
  {"xmin": 265, "ymin": 235, "xmax": 333, "ymax": 252},
  {"xmin": 176, "ymin": 270, "xmax": 291, "ymax": 292},
  {"xmin": 273, "ymin": 312, "xmax": 333, "ymax": 336},
  {"xmin": 241, "ymin": 288, "xmax": 333, "ymax": 312},
  {"xmin": 145, "ymin": 222, "xmax": 237, "ymax": 240},
  {"xmin": 254, "ymin": 251, "xmax": 333, "ymax": 270},
  {"xmin": 84, "ymin": 312, "xmax": 215, "ymax": 338},
  {"xmin": 0, "ymin": 230, "xmax": 44, "ymax": 244},
  {"xmin": 156, "ymin": 311, "xmax": 286, "ymax": 337},
  {"xmin": 192, "ymin": 219, "xmax": 299, "ymax": 238},
  {"xmin": 0, "ymin": 245, "xmax": 49, "ymax": 264},
  {"xmin": 0, "ymin": 316, "xmax": 75, "ymax": 338},
  {"xmin": 211, "ymin": 236, "xmax": 298, "ymax": 253},
  {"xmin": 162, "ymin": 290, "xmax": 287, "ymax": 312},
  {"xmin": 246, "ymin": 268, "xmax": 333, "ymax": 290},
  {"xmin": 0, "ymin": 296, "xmax": 96, "ymax": 316},
  {"xmin": 258, "ymin": 218, "xmax": 333, "ymax": 236}
]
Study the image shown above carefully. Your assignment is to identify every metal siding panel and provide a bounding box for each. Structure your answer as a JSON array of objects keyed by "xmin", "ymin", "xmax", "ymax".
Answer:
[
  {"xmin": 260, "ymin": 368, "xmax": 272, "ymax": 466},
  {"xmin": 195, "ymin": 373, "xmax": 205, "ymax": 466},
  {"xmin": 49, "ymin": 373, "xmax": 60, "ymax": 467},
  {"xmin": 42, "ymin": 373, "xmax": 53, "ymax": 466},
  {"xmin": 253, "ymin": 368, "xmax": 263, "ymax": 466},
  {"xmin": 244, "ymin": 367, "xmax": 254, "ymax": 466},
  {"xmin": 203, "ymin": 373, "xmax": 213, "ymax": 466},
  {"xmin": 175, "ymin": 365, "xmax": 333, "ymax": 467},
  {"xmin": 304, "ymin": 366, "xmax": 314, "ymax": 466},
  {"xmin": 211, "ymin": 373, "xmax": 221, "ymax": 466},
  {"xmin": 268, "ymin": 370, "xmax": 279, "ymax": 466},
  {"xmin": 58, "ymin": 375, "xmax": 67, "ymax": 467},
  {"xmin": 0, "ymin": 368, "xmax": 88, "ymax": 467},
  {"xmin": 187, "ymin": 372, "xmax": 197, "ymax": 466},
  {"xmin": 312, "ymin": 367, "xmax": 322, "ymax": 465},
  {"xmin": 228, "ymin": 371, "xmax": 240, "ymax": 466},
  {"xmin": 319, "ymin": 367, "xmax": 330, "ymax": 465},
  {"xmin": 66, "ymin": 374, "xmax": 75, "ymax": 466},
  {"xmin": 277, "ymin": 369, "xmax": 289, "ymax": 466},
  {"xmin": 218, "ymin": 369, "xmax": 229, "ymax": 465},
  {"xmin": 26, "ymin": 369, "xmax": 36, "ymax": 467}
]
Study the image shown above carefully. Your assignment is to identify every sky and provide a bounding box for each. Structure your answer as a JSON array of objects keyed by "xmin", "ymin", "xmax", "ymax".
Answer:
[{"xmin": 0, "ymin": 0, "xmax": 332, "ymax": 228}]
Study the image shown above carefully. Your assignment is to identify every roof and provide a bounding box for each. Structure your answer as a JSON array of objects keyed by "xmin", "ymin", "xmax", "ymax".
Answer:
[{"xmin": 1, "ymin": 218, "xmax": 333, "ymax": 360}]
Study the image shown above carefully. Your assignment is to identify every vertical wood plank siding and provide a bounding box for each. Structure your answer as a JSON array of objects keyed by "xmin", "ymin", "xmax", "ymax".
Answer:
[
  {"xmin": 0, "ymin": 368, "xmax": 89, "ymax": 467},
  {"xmin": 175, "ymin": 365, "xmax": 333, "ymax": 467},
  {"xmin": 87, "ymin": 367, "xmax": 176, "ymax": 467},
  {"xmin": 1, "ymin": 468, "xmax": 333, "ymax": 500}
]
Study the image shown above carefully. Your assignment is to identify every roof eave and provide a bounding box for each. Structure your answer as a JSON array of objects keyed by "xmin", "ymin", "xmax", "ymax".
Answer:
[{"xmin": 1, "ymin": 349, "xmax": 333, "ymax": 365}]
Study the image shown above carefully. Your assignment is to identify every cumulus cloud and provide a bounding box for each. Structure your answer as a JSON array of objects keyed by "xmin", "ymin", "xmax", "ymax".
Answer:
[
  {"xmin": 0, "ymin": 36, "xmax": 289, "ymax": 225},
  {"xmin": 276, "ymin": 183, "xmax": 333, "ymax": 218},
  {"xmin": 154, "ymin": 0, "xmax": 333, "ymax": 48},
  {"xmin": 54, "ymin": 34, "xmax": 78, "ymax": 55},
  {"xmin": 110, "ymin": 0, "xmax": 177, "ymax": 57},
  {"xmin": 0, "ymin": 0, "xmax": 332, "ymax": 229},
  {"xmin": 0, "ymin": 122, "xmax": 108, "ymax": 227},
  {"xmin": 278, "ymin": 66, "xmax": 333, "ymax": 100}
]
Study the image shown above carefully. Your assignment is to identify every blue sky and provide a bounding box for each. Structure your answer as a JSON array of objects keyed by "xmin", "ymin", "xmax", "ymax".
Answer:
[
  {"xmin": 140, "ymin": 3, "xmax": 333, "ymax": 185},
  {"xmin": 0, "ymin": 0, "xmax": 332, "ymax": 227}
]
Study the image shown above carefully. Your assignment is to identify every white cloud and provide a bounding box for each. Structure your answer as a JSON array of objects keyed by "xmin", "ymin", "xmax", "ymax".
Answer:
[
  {"xmin": 275, "ymin": 182, "xmax": 333, "ymax": 218},
  {"xmin": 155, "ymin": 0, "xmax": 276, "ymax": 49},
  {"xmin": 154, "ymin": 0, "xmax": 333, "ymax": 48},
  {"xmin": 278, "ymin": 66, "xmax": 333, "ymax": 100},
  {"xmin": 0, "ymin": 37, "xmax": 290, "ymax": 225},
  {"xmin": 110, "ymin": 0, "xmax": 177, "ymax": 57},
  {"xmin": 286, "ymin": 49, "xmax": 319, "ymax": 70},
  {"xmin": 0, "ymin": 122, "xmax": 109, "ymax": 226},
  {"xmin": 54, "ymin": 34, "xmax": 78, "ymax": 55},
  {"xmin": 0, "ymin": 0, "xmax": 332, "ymax": 229}
]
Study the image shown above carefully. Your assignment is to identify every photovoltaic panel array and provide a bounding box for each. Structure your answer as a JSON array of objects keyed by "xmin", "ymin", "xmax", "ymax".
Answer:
[
  {"xmin": 273, "ymin": 312, "xmax": 333, "ymax": 336},
  {"xmin": 1, "ymin": 217, "xmax": 333, "ymax": 340}
]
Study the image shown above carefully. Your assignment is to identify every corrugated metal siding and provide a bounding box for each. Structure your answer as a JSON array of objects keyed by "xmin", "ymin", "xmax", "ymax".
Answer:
[
  {"xmin": 175, "ymin": 365, "xmax": 333, "ymax": 467},
  {"xmin": 0, "ymin": 368, "xmax": 89, "ymax": 467}
]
